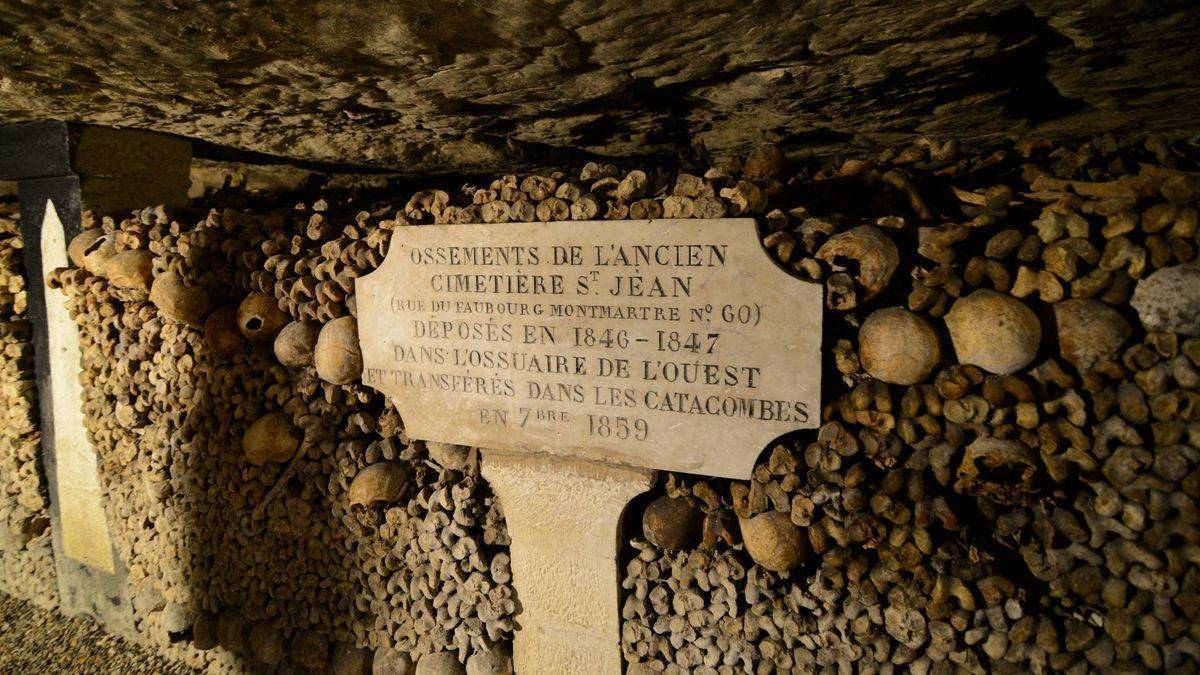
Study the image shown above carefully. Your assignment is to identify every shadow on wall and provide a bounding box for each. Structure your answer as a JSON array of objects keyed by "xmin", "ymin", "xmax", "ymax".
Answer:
[{"xmin": 51, "ymin": 200, "xmax": 517, "ymax": 673}]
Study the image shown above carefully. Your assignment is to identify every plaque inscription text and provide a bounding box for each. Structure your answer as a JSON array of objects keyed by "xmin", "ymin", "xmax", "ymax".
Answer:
[{"xmin": 356, "ymin": 218, "xmax": 821, "ymax": 479}]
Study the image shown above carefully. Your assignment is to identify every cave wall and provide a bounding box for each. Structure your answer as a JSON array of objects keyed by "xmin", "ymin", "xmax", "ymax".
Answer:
[
  {"xmin": 1, "ymin": 2, "xmax": 1199, "ymax": 174},
  {"xmin": 44, "ymin": 132, "xmax": 1200, "ymax": 674}
]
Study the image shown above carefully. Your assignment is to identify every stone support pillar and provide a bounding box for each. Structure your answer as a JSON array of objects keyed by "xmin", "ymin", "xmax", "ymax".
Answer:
[
  {"xmin": 0, "ymin": 121, "xmax": 191, "ymax": 635},
  {"xmin": 481, "ymin": 451, "xmax": 655, "ymax": 674}
]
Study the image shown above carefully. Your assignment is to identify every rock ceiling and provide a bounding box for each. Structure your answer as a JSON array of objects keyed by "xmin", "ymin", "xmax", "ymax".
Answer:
[{"xmin": 1, "ymin": 1, "xmax": 1198, "ymax": 174}]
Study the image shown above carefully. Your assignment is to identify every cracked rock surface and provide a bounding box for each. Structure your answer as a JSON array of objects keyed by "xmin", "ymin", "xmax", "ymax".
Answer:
[{"xmin": 1, "ymin": 1, "xmax": 1198, "ymax": 173}]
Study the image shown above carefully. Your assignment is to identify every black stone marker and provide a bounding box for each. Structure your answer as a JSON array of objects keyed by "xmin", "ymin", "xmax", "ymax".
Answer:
[{"xmin": 1, "ymin": 121, "xmax": 191, "ymax": 636}]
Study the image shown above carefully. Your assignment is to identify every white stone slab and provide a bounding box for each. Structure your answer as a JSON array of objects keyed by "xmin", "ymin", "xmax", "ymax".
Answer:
[
  {"xmin": 482, "ymin": 452, "xmax": 654, "ymax": 675},
  {"xmin": 40, "ymin": 200, "xmax": 115, "ymax": 573},
  {"xmin": 356, "ymin": 218, "xmax": 822, "ymax": 480}
]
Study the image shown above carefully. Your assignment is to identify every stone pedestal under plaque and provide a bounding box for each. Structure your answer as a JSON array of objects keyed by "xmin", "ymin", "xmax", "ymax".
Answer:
[
  {"xmin": 357, "ymin": 218, "xmax": 822, "ymax": 673},
  {"xmin": 482, "ymin": 453, "xmax": 654, "ymax": 674}
]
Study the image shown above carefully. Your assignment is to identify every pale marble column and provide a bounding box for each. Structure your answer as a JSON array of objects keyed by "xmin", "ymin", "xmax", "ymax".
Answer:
[
  {"xmin": 40, "ymin": 200, "xmax": 116, "ymax": 574},
  {"xmin": 482, "ymin": 451, "xmax": 655, "ymax": 675}
]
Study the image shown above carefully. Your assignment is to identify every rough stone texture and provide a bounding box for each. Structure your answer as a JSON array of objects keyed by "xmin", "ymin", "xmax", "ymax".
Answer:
[
  {"xmin": 1, "ymin": 2, "xmax": 1198, "ymax": 173},
  {"xmin": 70, "ymin": 127, "xmax": 192, "ymax": 217}
]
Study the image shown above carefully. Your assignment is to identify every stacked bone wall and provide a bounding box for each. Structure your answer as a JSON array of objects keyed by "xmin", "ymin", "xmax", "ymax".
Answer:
[
  {"xmin": 0, "ymin": 201, "xmax": 57, "ymax": 609},
  {"xmin": 619, "ymin": 137, "xmax": 1200, "ymax": 674},
  {"xmin": 52, "ymin": 134, "xmax": 1200, "ymax": 673},
  {"xmin": 53, "ymin": 201, "xmax": 515, "ymax": 673}
]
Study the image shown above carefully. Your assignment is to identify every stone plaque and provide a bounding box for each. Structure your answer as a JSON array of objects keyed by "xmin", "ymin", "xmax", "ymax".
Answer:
[{"xmin": 356, "ymin": 218, "xmax": 821, "ymax": 479}]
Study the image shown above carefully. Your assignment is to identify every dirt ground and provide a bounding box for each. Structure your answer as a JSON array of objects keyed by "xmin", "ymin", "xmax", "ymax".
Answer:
[{"xmin": 0, "ymin": 591, "xmax": 198, "ymax": 674}]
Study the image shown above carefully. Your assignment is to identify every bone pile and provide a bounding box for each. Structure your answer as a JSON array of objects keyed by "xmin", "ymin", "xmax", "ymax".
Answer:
[
  {"xmin": 616, "ymin": 137, "xmax": 1200, "ymax": 673},
  {"xmin": 52, "ymin": 198, "xmax": 515, "ymax": 673},
  {"xmin": 0, "ymin": 201, "xmax": 57, "ymax": 610},
  {"xmin": 47, "ymin": 132, "xmax": 1200, "ymax": 673}
]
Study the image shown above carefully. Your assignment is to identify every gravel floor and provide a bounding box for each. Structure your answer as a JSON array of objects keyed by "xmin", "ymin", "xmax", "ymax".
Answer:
[{"xmin": 0, "ymin": 591, "xmax": 199, "ymax": 674}]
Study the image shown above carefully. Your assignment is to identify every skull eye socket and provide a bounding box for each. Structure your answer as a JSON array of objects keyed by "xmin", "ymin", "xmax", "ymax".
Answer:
[
  {"xmin": 83, "ymin": 237, "xmax": 108, "ymax": 256},
  {"xmin": 828, "ymin": 253, "xmax": 863, "ymax": 277}
]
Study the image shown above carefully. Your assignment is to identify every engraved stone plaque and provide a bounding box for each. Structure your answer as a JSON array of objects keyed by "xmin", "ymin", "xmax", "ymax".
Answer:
[{"xmin": 356, "ymin": 218, "xmax": 821, "ymax": 479}]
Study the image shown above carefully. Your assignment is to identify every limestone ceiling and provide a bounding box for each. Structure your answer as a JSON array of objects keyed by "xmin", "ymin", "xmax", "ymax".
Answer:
[{"xmin": 2, "ymin": 1, "xmax": 1198, "ymax": 173}]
